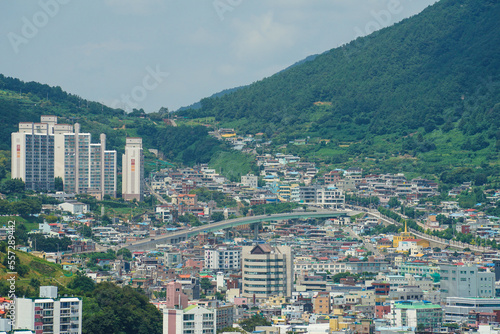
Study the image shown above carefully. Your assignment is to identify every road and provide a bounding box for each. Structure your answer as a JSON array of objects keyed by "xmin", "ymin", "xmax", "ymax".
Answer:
[
  {"xmin": 342, "ymin": 224, "xmax": 382, "ymax": 257},
  {"xmin": 124, "ymin": 210, "xmax": 356, "ymax": 251},
  {"xmin": 146, "ymin": 182, "xmax": 169, "ymax": 205}
]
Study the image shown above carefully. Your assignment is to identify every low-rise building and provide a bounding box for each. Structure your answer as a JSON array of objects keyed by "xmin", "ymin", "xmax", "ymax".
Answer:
[
  {"xmin": 163, "ymin": 305, "xmax": 215, "ymax": 334},
  {"xmin": 390, "ymin": 300, "xmax": 442, "ymax": 330}
]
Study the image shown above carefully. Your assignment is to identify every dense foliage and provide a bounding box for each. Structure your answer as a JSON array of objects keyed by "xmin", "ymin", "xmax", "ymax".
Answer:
[
  {"xmin": 30, "ymin": 235, "xmax": 72, "ymax": 252},
  {"xmin": 189, "ymin": 188, "xmax": 237, "ymax": 208},
  {"xmin": 137, "ymin": 123, "xmax": 228, "ymax": 166},
  {"xmin": 243, "ymin": 202, "xmax": 301, "ymax": 216},
  {"xmin": 239, "ymin": 314, "xmax": 271, "ymax": 332},
  {"xmin": 82, "ymin": 282, "xmax": 163, "ymax": 334}
]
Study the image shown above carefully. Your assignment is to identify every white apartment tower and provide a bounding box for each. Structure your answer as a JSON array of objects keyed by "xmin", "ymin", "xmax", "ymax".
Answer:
[
  {"xmin": 11, "ymin": 117, "xmax": 56, "ymax": 191},
  {"xmin": 122, "ymin": 137, "xmax": 144, "ymax": 201},
  {"xmin": 12, "ymin": 116, "xmax": 116, "ymax": 198},
  {"xmin": 53, "ymin": 123, "xmax": 116, "ymax": 198},
  {"xmin": 14, "ymin": 286, "xmax": 82, "ymax": 334}
]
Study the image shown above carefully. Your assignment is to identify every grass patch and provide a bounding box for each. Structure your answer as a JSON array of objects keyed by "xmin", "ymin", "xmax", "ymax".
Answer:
[{"xmin": 209, "ymin": 151, "xmax": 257, "ymax": 182}]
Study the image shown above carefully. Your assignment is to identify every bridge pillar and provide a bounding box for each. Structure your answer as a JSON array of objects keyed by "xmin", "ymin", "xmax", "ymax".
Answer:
[{"xmin": 252, "ymin": 223, "xmax": 259, "ymax": 240}]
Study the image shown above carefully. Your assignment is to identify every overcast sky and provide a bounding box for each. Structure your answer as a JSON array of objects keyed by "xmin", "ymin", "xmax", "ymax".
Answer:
[{"xmin": 1, "ymin": 0, "xmax": 438, "ymax": 112}]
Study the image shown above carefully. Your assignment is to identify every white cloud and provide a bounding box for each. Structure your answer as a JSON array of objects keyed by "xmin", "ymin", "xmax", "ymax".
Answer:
[
  {"xmin": 184, "ymin": 27, "xmax": 223, "ymax": 47},
  {"xmin": 232, "ymin": 11, "xmax": 296, "ymax": 63}
]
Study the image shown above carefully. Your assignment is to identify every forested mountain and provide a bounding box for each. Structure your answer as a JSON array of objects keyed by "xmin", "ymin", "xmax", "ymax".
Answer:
[
  {"xmin": 177, "ymin": 0, "xmax": 500, "ymax": 180},
  {"xmin": 176, "ymin": 54, "xmax": 318, "ymax": 112}
]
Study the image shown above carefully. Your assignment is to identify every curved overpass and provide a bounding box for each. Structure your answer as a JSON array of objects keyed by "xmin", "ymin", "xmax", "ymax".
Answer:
[{"xmin": 125, "ymin": 210, "xmax": 355, "ymax": 251}]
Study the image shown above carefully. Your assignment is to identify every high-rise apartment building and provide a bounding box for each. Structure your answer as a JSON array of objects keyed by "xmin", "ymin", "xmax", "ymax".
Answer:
[
  {"xmin": 11, "ymin": 116, "xmax": 56, "ymax": 191},
  {"xmin": 14, "ymin": 286, "xmax": 82, "ymax": 334},
  {"xmin": 122, "ymin": 137, "xmax": 144, "ymax": 201},
  {"xmin": 241, "ymin": 244, "xmax": 293, "ymax": 302},
  {"xmin": 12, "ymin": 116, "xmax": 116, "ymax": 198}
]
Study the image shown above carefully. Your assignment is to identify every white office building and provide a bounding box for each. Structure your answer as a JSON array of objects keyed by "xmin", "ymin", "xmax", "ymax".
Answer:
[
  {"xmin": 444, "ymin": 297, "xmax": 500, "ymax": 323},
  {"xmin": 205, "ymin": 247, "xmax": 241, "ymax": 270},
  {"xmin": 122, "ymin": 137, "xmax": 144, "ymax": 201},
  {"xmin": 439, "ymin": 264, "xmax": 495, "ymax": 299},
  {"xmin": 14, "ymin": 286, "xmax": 82, "ymax": 334},
  {"xmin": 316, "ymin": 186, "xmax": 345, "ymax": 210}
]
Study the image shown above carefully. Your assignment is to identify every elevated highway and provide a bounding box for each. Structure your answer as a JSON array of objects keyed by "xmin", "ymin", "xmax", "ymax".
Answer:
[
  {"xmin": 125, "ymin": 210, "xmax": 355, "ymax": 251},
  {"xmin": 121, "ymin": 206, "xmax": 491, "ymax": 253}
]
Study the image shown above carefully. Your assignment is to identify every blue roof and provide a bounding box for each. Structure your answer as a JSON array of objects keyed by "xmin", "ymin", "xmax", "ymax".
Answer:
[{"xmin": 176, "ymin": 263, "xmax": 183, "ymax": 268}]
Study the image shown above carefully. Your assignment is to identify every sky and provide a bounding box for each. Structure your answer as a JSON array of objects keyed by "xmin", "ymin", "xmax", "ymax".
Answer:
[{"xmin": 0, "ymin": 0, "xmax": 438, "ymax": 113}]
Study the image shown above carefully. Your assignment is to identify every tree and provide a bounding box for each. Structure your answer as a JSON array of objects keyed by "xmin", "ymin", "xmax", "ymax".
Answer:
[
  {"xmin": 388, "ymin": 197, "xmax": 401, "ymax": 209},
  {"xmin": 29, "ymin": 278, "xmax": 41, "ymax": 288},
  {"xmin": 54, "ymin": 177, "xmax": 64, "ymax": 191},
  {"xmin": 117, "ymin": 248, "xmax": 132, "ymax": 260},
  {"xmin": 68, "ymin": 272, "xmax": 95, "ymax": 293},
  {"xmin": 331, "ymin": 272, "xmax": 352, "ymax": 283},
  {"xmin": 200, "ymin": 277, "xmax": 212, "ymax": 294},
  {"xmin": 82, "ymin": 282, "xmax": 162, "ymax": 334},
  {"xmin": 1, "ymin": 178, "xmax": 25, "ymax": 194},
  {"xmin": 239, "ymin": 314, "xmax": 271, "ymax": 332},
  {"xmin": 81, "ymin": 225, "xmax": 92, "ymax": 238},
  {"xmin": 475, "ymin": 173, "xmax": 487, "ymax": 186},
  {"xmin": 211, "ymin": 212, "xmax": 224, "ymax": 222}
]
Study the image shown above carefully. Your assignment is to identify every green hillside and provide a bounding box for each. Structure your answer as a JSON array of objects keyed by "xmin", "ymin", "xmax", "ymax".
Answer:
[
  {"xmin": 0, "ymin": 246, "xmax": 75, "ymax": 297},
  {"xmin": 177, "ymin": 0, "xmax": 500, "ymax": 183}
]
